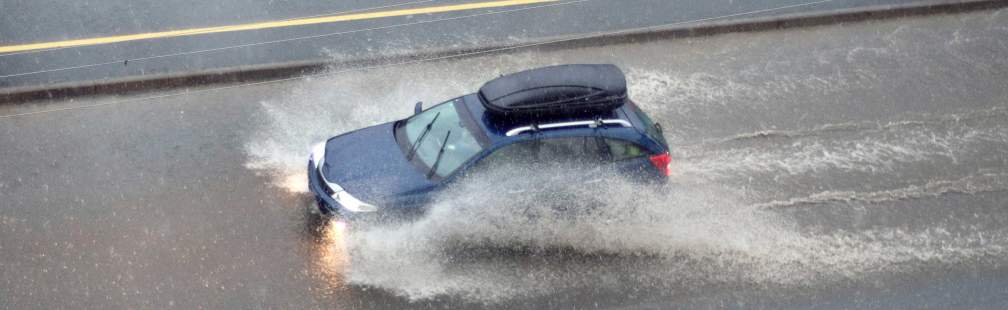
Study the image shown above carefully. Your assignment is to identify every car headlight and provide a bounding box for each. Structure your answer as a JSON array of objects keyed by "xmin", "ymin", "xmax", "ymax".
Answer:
[{"xmin": 332, "ymin": 191, "xmax": 378, "ymax": 212}]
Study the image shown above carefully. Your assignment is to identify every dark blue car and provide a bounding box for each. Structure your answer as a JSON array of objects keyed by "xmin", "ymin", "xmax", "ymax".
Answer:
[{"xmin": 308, "ymin": 64, "xmax": 670, "ymax": 219}]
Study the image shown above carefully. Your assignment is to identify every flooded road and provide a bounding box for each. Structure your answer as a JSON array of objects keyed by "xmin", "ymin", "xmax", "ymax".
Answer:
[{"xmin": 2, "ymin": 8, "xmax": 1008, "ymax": 309}]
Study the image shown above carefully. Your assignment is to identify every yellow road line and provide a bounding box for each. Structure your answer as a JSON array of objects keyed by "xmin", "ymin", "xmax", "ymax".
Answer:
[{"xmin": 0, "ymin": 0, "xmax": 556, "ymax": 54}]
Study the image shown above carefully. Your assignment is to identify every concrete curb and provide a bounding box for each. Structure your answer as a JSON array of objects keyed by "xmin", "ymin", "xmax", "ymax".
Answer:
[{"xmin": 2, "ymin": 0, "xmax": 1004, "ymax": 104}]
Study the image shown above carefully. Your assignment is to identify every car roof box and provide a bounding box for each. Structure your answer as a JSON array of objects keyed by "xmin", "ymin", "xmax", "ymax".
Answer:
[{"xmin": 478, "ymin": 64, "xmax": 627, "ymax": 117}]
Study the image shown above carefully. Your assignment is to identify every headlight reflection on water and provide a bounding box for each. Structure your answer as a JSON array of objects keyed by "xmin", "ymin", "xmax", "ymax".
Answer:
[{"xmin": 310, "ymin": 219, "xmax": 350, "ymax": 291}]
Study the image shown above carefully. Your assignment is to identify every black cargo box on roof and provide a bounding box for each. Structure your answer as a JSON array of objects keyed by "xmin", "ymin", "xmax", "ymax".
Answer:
[{"xmin": 478, "ymin": 64, "xmax": 627, "ymax": 117}]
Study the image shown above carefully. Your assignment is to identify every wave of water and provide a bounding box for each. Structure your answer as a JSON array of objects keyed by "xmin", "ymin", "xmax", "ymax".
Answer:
[
  {"xmin": 753, "ymin": 172, "xmax": 1008, "ymax": 209},
  {"xmin": 676, "ymin": 114, "xmax": 1008, "ymax": 180},
  {"xmin": 340, "ymin": 166, "xmax": 1008, "ymax": 301},
  {"xmin": 710, "ymin": 107, "xmax": 1008, "ymax": 144}
]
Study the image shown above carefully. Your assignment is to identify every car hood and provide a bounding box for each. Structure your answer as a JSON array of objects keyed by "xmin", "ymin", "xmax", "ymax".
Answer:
[{"xmin": 320, "ymin": 121, "xmax": 434, "ymax": 203}]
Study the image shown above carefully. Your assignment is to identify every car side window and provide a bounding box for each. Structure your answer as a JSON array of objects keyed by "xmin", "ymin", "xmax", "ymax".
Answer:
[
  {"xmin": 537, "ymin": 137, "xmax": 608, "ymax": 163},
  {"xmin": 478, "ymin": 137, "xmax": 613, "ymax": 170},
  {"xmin": 602, "ymin": 138, "xmax": 647, "ymax": 161},
  {"xmin": 481, "ymin": 140, "xmax": 539, "ymax": 166}
]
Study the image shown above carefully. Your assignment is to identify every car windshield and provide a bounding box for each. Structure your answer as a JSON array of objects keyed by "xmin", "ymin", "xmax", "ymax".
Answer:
[{"xmin": 398, "ymin": 98, "xmax": 484, "ymax": 179}]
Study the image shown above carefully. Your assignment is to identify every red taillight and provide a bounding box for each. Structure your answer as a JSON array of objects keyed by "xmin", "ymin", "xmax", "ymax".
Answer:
[{"xmin": 649, "ymin": 152, "xmax": 672, "ymax": 176}]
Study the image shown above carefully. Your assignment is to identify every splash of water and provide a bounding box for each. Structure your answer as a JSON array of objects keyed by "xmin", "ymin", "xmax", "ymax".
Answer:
[
  {"xmin": 243, "ymin": 59, "xmax": 1008, "ymax": 302},
  {"xmin": 340, "ymin": 166, "xmax": 1008, "ymax": 301},
  {"xmin": 676, "ymin": 115, "xmax": 1008, "ymax": 180},
  {"xmin": 753, "ymin": 172, "xmax": 1008, "ymax": 209}
]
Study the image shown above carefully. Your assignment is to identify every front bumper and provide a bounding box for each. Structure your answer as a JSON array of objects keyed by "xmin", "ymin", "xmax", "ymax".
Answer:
[
  {"xmin": 307, "ymin": 158, "xmax": 380, "ymax": 220},
  {"xmin": 307, "ymin": 159, "xmax": 339, "ymax": 216}
]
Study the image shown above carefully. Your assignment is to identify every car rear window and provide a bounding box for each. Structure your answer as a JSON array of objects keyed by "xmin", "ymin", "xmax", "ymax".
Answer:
[{"xmin": 627, "ymin": 101, "xmax": 668, "ymax": 148}]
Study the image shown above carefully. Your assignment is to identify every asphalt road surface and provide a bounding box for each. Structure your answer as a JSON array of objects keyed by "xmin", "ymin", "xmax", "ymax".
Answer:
[
  {"xmin": 2, "ymin": 7, "xmax": 1008, "ymax": 309},
  {"xmin": 0, "ymin": 0, "xmax": 947, "ymax": 91}
]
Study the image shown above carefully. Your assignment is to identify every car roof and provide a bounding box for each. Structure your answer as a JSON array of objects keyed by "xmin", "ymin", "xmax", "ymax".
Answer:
[{"xmin": 459, "ymin": 94, "xmax": 656, "ymax": 150}]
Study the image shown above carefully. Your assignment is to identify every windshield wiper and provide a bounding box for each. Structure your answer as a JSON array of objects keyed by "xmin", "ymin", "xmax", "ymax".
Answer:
[
  {"xmin": 405, "ymin": 112, "xmax": 440, "ymax": 160},
  {"xmin": 426, "ymin": 130, "xmax": 452, "ymax": 179}
]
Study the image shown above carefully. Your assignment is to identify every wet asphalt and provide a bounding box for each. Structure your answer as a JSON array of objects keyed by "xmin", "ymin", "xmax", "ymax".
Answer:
[
  {"xmin": 2, "ymin": 4, "xmax": 1008, "ymax": 310},
  {"xmin": 1, "ymin": 0, "xmax": 940, "ymax": 91}
]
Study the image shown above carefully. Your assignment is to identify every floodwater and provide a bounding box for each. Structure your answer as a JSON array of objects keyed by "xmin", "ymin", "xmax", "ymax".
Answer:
[{"xmin": 3, "ymin": 8, "xmax": 1008, "ymax": 309}]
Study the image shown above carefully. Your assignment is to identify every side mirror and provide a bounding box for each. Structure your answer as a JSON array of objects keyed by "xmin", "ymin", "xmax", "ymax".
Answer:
[{"xmin": 414, "ymin": 101, "xmax": 423, "ymax": 115}]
